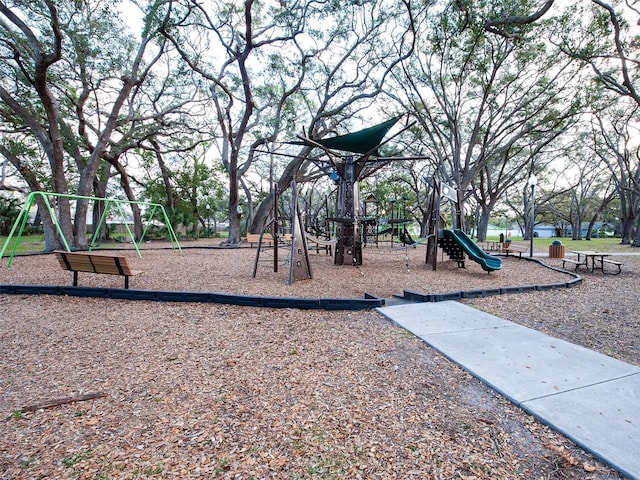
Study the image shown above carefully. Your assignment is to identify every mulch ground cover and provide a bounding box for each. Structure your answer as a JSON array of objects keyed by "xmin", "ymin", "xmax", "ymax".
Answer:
[{"xmin": 1, "ymin": 241, "xmax": 637, "ymax": 479}]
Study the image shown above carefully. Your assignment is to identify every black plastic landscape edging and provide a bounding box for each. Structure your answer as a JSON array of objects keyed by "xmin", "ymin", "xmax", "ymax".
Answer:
[
  {"xmin": 0, "ymin": 284, "xmax": 385, "ymax": 310},
  {"xmin": 0, "ymin": 253, "xmax": 579, "ymax": 309},
  {"xmin": 397, "ymin": 257, "xmax": 582, "ymax": 303}
]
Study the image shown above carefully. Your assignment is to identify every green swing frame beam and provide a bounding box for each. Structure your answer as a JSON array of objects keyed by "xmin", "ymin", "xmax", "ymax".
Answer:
[{"xmin": 1, "ymin": 191, "xmax": 181, "ymax": 267}]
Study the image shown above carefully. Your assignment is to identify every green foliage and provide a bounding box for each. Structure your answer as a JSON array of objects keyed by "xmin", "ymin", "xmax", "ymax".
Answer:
[
  {"xmin": 141, "ymin": 146, "xmax": 227, "ymax": 235},
  {"xmin": 0, "ymin": 197, "xmax": 22, "ymax": 236},
  {"xmin": 363, "ymin": 175, "xmax": 414, "ymax": 215},
  {"xmin": 62, "ymin": 449, "xmax": 90, "ymax": 467},
  {"xmin": 6, "ymin": 409, "xmax": 23, "ymax": 420}
]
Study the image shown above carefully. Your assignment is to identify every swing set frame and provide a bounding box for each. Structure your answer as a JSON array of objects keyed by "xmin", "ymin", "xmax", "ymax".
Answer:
[{"xmin": 1, "ymin": 191, "xmax": 181, "ymax": 267}]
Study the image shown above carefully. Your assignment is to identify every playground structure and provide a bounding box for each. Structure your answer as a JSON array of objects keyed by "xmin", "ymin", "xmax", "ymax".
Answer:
[
  {"xmin": 425, "ymin": 177, "xmax": 502, "ymax": 273},
  {"xmin": 297, "ymin": 116, "xmax": 425, "ymax": 266},
  {"xmin": 252, "ymin": 180, "xmax": 312, "ymax": 285},
  {"xmin": 374, "ymin": 195, "xmax": 416, "ymax": 247},
  {"xmin": 0, "ymin": 191, "xmax": 181, "ymax": 267},
  {"xmin": 0, "ymin": 188, "xmax": 581, "ymax": 312},
  {"xmin": 290, "ymin": 115, "xmax": 501, "ymax": 273}
]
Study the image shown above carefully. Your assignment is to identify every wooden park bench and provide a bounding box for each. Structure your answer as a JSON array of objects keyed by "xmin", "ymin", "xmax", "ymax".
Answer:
[
  {"xmin": 246, "ymin": 233, "xmax": 292, "ymax": 247},
  {"xmin": 503, "ymin": 243, "xmax": 529, "ymax": 258},
  {"xmin": 54, "ymin": 250, "xmax": 143, "ymax": 289},
  {"xmin": 246, "ymin": 233, "xmax": 273, "ymax": 247}
]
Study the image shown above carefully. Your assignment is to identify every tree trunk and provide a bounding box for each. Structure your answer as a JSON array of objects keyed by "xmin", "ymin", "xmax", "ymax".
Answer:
[
  {"xmin": 152, "ymin": 141, "xmax": 175, "ymax": 214},
  {"xmin": 619, "ymin": 195, "xmax": 634, "ymax": 245},
  {"xmin": 92, "ymin": 168, "xmax": 112, "ymax": 242},
  {"xmin": 620, "ymin": 216, "xmax": 632, "ymax": 244},
  {"xmin": 585, "ymin": 214, "xmax": 598, "ymax": 241},
  {"xmin": 419, "ymin": 211, "xmax": 429, "ymax": 238},
  {"xmin": 251, "ymin": 191, "xmax": 274, "ymax": 234},
  {"xmin": 37, "ymin": 197, "xmax": 58, "ymax": 252},
  {"xmin": 0, "ymin": 144, "xmax": 64, "ymax": 251},
  {"xmin": 476, "ymin": 207, "xmax": 491, "ymax": 242},
  {"xmin": 109, "ymin": 157, "xmax": 144, "ymax": 240},
  {"xmin": 250, "ymin": 154, "xmax": 307, "ymax": 234},
  {"xmin": 223, "ymin": 163, "xmax": 242, "ymax": 247},
  {"xmin": 572, "ymin": 218, "xmax": 583, "ymax": 240}
]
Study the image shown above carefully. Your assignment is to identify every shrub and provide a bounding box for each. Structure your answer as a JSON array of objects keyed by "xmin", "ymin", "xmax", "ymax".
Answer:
[{"xmin": 0, "ymin": 196, "xmax": 21, "ymax": 236}]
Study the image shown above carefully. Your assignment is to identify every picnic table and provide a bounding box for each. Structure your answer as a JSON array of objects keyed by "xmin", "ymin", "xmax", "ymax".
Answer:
[
  {"xmin": 564, "ymin": 250, "xmax": 623, "ymax": 274},
  {"xmin": 483, "ymin": 241, "xmax": 502, "ymax": 252}
]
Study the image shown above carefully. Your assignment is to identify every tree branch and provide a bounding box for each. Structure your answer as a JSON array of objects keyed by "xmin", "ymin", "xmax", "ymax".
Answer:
[{"xmin": 484, "ymin": 0, "xmax": 555, "ymax": 38}]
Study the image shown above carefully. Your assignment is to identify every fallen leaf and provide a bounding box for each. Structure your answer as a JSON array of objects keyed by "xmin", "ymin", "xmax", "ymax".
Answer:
[{"xmin": 269, "ymin": 457, "xmax": 286, "ymax": 469}]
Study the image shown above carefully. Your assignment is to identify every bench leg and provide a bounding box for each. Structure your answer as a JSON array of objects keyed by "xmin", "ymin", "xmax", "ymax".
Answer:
[
  {"xmin": 124, "ymin": 276, "xmax": 129, "ymax": 289},
  {"xmin": 73, "ymin": 271, "xmax": 78, "ymax": 286},
  {"xmin": 603, "ymin": 264, "xmax": 622, "ymax": 275}
]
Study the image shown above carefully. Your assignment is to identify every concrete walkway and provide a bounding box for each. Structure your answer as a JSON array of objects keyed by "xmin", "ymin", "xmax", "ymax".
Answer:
[{"xmin": 377, "ymin": 301, "xmax": 640, "ymax": 480}]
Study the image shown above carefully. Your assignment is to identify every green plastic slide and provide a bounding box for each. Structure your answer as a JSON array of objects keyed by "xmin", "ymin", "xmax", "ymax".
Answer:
[{"xmin": 442, "ymin": 229, "xmax": 502, "ymax": 272}]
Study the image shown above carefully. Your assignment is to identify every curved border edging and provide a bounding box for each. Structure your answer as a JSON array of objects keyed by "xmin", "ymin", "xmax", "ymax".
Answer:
[
  {"xmin": 397, "ymin": 257, "xmax": 582, "ymax": 303},
  {"xmin": 0, "ymin": 284, "xmax": 385, "ymax": 310}
]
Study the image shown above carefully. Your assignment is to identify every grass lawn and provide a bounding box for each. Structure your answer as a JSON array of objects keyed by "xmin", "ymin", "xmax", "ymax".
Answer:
[
  {"xmin": 1, "ymin": 233, "xmax": 635, "ymax": 257},
  {"xmin": 485, "ymin": 235, "xmax": 634, "ymax": 253},
  {"xmin": 0, "ymin": 234, "xmax": 138, "ymax": 256},
  {"xmin": 0, "ymin": 234, "xmax": 47, "ymax": 255}
]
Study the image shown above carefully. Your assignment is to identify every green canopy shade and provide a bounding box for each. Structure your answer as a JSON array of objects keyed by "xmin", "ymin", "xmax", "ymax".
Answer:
[{"xmin": 311, "ymin": 116, "xmax": 401, "ymax": 155}]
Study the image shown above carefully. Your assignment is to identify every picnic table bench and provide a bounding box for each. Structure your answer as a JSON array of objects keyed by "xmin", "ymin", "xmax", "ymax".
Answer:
[
  {"xmin": 54, "ymin": 250, "xmax": 143, "ymax": 289},
  {"xmin": 503, "ymin": 243, "xmax": 528, "ymax": 257},
  {"xmin": 561, "ymin": 257, "xmax": 583, "ymax": 271},
  {"xmin": 601, "ymin": 258, "xmax": 623, "ymax": 274}
]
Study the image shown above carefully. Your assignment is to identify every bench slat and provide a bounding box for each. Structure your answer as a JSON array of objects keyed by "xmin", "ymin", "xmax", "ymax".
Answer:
[
  {"xmin": 246, "ymin": 233, "xmax": 292, "ymax": 247},
  {"xmin": 562, "ymin": 258, "xmax": 582, "ymax": 264},
  {"xmin": 602, "ymin": 259, "xmax": 623, "ymax": 266},
  {"xmin": 561, "ymin": 258, "xmax": 584, "ymax": 272}
]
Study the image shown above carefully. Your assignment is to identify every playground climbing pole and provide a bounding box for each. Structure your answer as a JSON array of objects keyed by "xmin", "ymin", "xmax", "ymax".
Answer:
[{"xmin": 425, "ymin": 177, "xmax": 465, "ymax": 270}]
